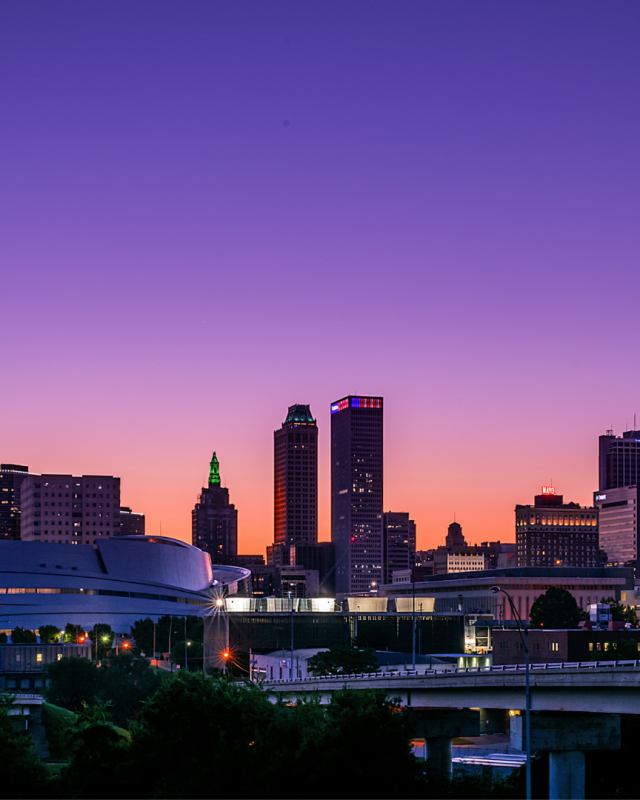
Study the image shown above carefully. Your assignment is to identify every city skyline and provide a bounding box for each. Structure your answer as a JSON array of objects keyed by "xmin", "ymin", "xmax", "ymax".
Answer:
[{"xmin": 2, "ymin": 1, "xmax": 639, "ymax": 555}]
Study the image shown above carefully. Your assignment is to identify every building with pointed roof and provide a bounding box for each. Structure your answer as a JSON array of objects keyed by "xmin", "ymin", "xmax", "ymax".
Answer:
[
  {"xmin": 192, "ymin": 452, "xmax": 238, "ymax": 565},
  {"xmin": 271, "ymin": 404, "xmax": 318, "ymax": 565}
]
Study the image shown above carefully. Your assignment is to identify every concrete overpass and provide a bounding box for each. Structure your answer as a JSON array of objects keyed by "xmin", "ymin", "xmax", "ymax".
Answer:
[
  {"xmin": 263, "ymin": 661, "xmax": 640, "ymax": 798},
  {"xmin": 263, "ymin": 659, "xmax": 640, "ymax": 713}
]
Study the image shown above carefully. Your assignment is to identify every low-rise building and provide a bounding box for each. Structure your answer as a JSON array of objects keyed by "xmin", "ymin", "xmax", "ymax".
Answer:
[
  {"xmin": 381, "ymin": 566, "xmax": 634, "ymax": 620},
  {"xmin": 0, "ymin": 643, "xmax": 91, "ymax": 691},
  {"xmin": 493, "ymin": 628, "xmax": 640, "ymax": 665},
  {"xmin": 516, "ymin": 487, "xmax": 599, "ymax": 568}
]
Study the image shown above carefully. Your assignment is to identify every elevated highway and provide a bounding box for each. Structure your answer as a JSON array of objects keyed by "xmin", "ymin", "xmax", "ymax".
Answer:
[{"xmin": 263, "ymin": 660, "xmax": 640, "ymax": 714}]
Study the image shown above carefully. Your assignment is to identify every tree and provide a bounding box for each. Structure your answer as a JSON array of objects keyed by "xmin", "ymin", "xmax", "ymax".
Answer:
[
  {"xmin": 38, "ymin": 625, "xmax": 61, "ymax": 644},
  {"xmin": 307, "ymin": 645, "xmax": 379, "ymax": 676},
  {"xmin": 0, "ymin": 633, "xmax": 6, "ymax": 644},
  {"xmin": 130, "ymin": 615, "xmax": 203, "ymax": 657},
  {"xmin": 11, "ymin": 627, "xmax": 37, "ymax": 644},
  {"xmin": 170, "ymin": 640, "xmax": 204, "ymax": 671},
  {"xmin": 0, "ymin": 695, "xmax": 51, "ymax": 798},
  {"xmin": 44, "ymin": 657, "xmax": 100, "ymax": 713},
  {"xmin": 600, "ymin": 597, "xmax": 639, "ymax": 627},
  {"xmin": 124, "ymin": 673, "xmax": 278, "ymax": 798},
  {"xmin": 98, "ymin": 654, "xmax": 162, "ymax": 727},
  {"xmin": 530, "ymin": 587, "xmax": 587, "ymax": 629},
  {"xmin": 63, "ymin": 623, "xmax": 87, "ymax": 644},
  {"xmin": 88, "ymin": 623, "xmax": 113, "ymax": 658}
]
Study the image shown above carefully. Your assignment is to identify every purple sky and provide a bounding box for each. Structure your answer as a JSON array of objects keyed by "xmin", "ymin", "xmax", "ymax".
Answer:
[{"xmin": 2, "ymin": 1, "xmax": 639, "ymax": 554}]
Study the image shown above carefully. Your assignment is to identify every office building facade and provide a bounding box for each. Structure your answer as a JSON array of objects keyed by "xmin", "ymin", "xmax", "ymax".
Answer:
[
  {"xmin": 20, "ymin": 474, "xmax": 121, "ymax": 546},
  {"xmin": 331, "ymin": 395, "xmax": 384, "ymax": 597},
  {"xmin": 0, "ymin": 464, "xmax": 36, "ymax": 540},
  {"xmin": 273, "ymin": 405, "xmax": 318, "ymax": 564},
  {"xmin": 599, "ymin": 429, "xmax": 640, "ymax": 490},
  {"xmin": 289, "ymin": 542, "xmax": 336, "ymax": 596},
  {"xmin": 192, "ymin": 453, "xmax": 237, "ymax": 565},
  {"xmin": 515, "ymin": 488, "xmax": 599, "ymax": 568},
  {"xmin": 383, "ymin": 512, "xmax": 416, "ymax": 584},
  {"xmin": 596, "ymin": 429, "xmax": 640, "ymax": 569},
  {"xmin": 118, "ymin": 506, "xmax": 145, "ymax": 537},
  {"xmin": 594, "ymin": 486, "xmax": 638, "ymax": 566}
]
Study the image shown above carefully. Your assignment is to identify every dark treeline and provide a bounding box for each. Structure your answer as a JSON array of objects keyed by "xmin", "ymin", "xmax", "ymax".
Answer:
[{"xmin": 2, "ymin": 656, "xmax": 640, "ymax": 799}]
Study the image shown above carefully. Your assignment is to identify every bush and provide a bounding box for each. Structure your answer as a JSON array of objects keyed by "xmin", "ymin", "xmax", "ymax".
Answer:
[
  {"xmin": 41, "ymin": 703, "xmax": 77, "ymax": 760},
  {"xmin": 44, "ymin": 658, "xmax": 100, "ymax": 713},
  {"xmin": 39, "ymin": 625, "xmax": 61, "ymax": 644},
  {"xmin": 11, "ymin": 627, "xmax": 37, "ymax": 644}
]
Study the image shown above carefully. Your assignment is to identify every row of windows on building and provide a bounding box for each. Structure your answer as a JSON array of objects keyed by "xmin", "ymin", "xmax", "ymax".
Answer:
[
  {"xmin": 519, "ymin": 514, "xmax": 597, "ymax": 526},
  {"xmin": 0, "ymin": 587, "xmax": 209, "ymax": 605}
]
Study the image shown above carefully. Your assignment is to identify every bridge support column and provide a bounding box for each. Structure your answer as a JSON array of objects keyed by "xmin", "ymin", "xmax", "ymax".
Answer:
[
  {"xmin": 512, "ymin": 713, "xmax": 620, "ymax": 800},
  {"xmin": 549, "ymin": 750, "xmax": 585, "ymax": 800},
  {"xmin": 425, "ymin": 736, "xmax": 452, "ymax": 777},
  {"xmin": 412, "ymin": 709, "xmax": 480, "ymax": 778}
]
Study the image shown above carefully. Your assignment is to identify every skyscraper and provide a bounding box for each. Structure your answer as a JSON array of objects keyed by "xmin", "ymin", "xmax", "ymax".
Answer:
[
  {"xmin": 272, "ymin": 404, "xmax": 318, "ymax": 564},
  {"xmin": 331, "ymin": 395, "xmax": 383, "ymax": 597},
  {"xmin": 192, "ymin": 452, "xmax": 238, "ymax": 565},
  {"xmin": 599, "ymin": 429, "xmax": 640, "ymax": 490},
  {"xmin": 20, "ymin": 473, "xmax": 121, "ymax": 545},
  {"xmin": 0, "ymin": 464, "xmax": 36, "ymax": 540},
  {"xmin": 516, "ymin": 488, "xmax": 599, "ymax": 568},
  {"xmin": 118, "ymin": 506, "xmax": 146, "ymax": 537},
  {"xmin": 383, "ymin": 511, "xmax": 416, "ymax": 584},
  {"xmin": 596, "ymin": 429, "xmax": 640, "ymax": 568}
]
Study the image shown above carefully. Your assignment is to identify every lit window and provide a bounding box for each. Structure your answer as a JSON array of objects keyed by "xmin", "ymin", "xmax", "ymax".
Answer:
[{"xmin": 36, "ymin": 653, "xmax": 43, "ymax": 662}]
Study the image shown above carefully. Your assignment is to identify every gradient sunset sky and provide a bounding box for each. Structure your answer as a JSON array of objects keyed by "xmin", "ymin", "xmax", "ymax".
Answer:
[{"xmin": 2, "ymin": 1, "xmax": 639, "ymax": 555}]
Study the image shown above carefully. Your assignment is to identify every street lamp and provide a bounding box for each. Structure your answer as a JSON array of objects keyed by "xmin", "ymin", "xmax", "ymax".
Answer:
[
  {"xmin": 399, "ymin": 541, "xmax": 416, "ymax": 670},
  {"xmin": 491, "ymin": 586, "xmax": 531, "ymax": 800},
  {"xmin": 288, "ymin": 590, "xmax": 294, "ymax": 680}
]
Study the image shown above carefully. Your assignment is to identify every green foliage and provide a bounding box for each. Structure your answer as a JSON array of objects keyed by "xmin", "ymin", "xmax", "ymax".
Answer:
[
  {"xmin": 130, "ymin": 615, "xmax": 203, "ymax": 657},
  {"xmin": 63, "ymin": 623, "xmax": 86, "ymax": 644},
  {"xmin": 41, "ymin": 702, "xmax": 78, "ymax": 760},
  {"xmin": 88, "ymin": 624, "xmax": 113, "ymax": 658},
  {"xmin": 591, "ymin": 638, "xmax": 638, "ymax": 662},
  {"xmin": 57, "ymin": 722, "xmax": 129, "ymax": 799},
  {"xmin": 601, "ymin": 597, "xmax": 639, "ymax": 628},
  {"xmin": 11, "ymin": 627, "xmax": 37, "ymax": 644},
  {"xmin": 124, "ymin": 673, "xmax": 278, "ymax": 798},
  {"xmin": 529, "ymin": 586, "xmax": 587, "ymax": 629},
  {"xmin": 307, "ymin": 645, "xmax": 379, "ymax": 676},
  {"xmin": 98, "ymin": 654, "xmax": 162, "ymax": 727},
  {"xmin": 44, "ymin": 657, "xmax": 100, "ymax": 713},
  {"xmin": 0, "ymin": 695, "xmax": 51, "ymax": 797},
  {"xmin": 38, "ymin": 625, "xmax": 61, "ymax": 644},
  {"xmin": 170, "ymin": 640, "xmax": 203, "ymax": 671}
]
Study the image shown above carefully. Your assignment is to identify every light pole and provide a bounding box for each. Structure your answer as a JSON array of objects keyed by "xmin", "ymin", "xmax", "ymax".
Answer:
[
  {"xmin": 184, "ymin": 616, "xmax": 188, "ymax": 672},
  {"xmin": 216, "ymin": 597, "xmax": 229, "ymax": 675},
  {"xmin": 399, "ymin": 541, "xmax": 416, "ymax": 670},
  {"xmin": 288, "ymin": 590, "xmax": 294, "ymax": 680},
  {"xmin": 491, "ymin": 586, "xmax": 531, "ymax": 800}
]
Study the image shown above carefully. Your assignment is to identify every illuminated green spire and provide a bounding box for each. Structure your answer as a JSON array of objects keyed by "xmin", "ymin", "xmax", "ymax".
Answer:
[{"xmin": 208, "ymin": 452, "xmax": 221, "ymax": 487}]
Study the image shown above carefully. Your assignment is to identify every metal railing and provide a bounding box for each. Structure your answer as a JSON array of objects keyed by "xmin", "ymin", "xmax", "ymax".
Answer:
[{"xmin": 265, "ymin": 659, "xmax": 640, "ymax": 684}]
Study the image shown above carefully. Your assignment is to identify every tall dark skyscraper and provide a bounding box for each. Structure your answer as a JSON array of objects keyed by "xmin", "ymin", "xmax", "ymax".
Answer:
[
  {"xmin": 0, "ymin": 464, "xmax": 35, "ymax": 540},
  {"xmin": 331, "ymin": 395, "xmax": 383, "ymax": 597},
  {"xmin": 192, "ymin": 452, "xmax": 237, "ymax": 565},
  {"xmin": 596, "ymin": 429, "xmax": 640, "ymax": 568},
  {"xmin": 383, "ymin": 511, "xmax": 416, "ymax": 584},
  {"xmin": 599, "ymin": 429, "xmax": 640, "ymax": 490},
  {"xmin": 273, "ymin": 405, "xmax": 318, "ymax": 560}
]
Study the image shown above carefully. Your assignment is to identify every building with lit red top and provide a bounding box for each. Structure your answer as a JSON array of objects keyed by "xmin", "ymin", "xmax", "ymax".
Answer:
[
  {"xmin": 271, "ymin": 405, "xmax": 318, "ymax": 566},
  {"xmin": 515, "ymin": 487, "xmax": 599, "ymax": 568},
  {"xmin": 331, "ymin": 395, "xmax": 383, "ymax": 597}
]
